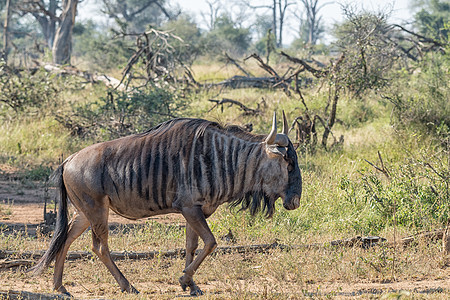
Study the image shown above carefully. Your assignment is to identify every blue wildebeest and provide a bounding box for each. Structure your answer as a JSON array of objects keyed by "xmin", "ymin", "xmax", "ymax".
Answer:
[{"xmin": 31, "ymin": 112, "xmax": 302, "ymax": 296}]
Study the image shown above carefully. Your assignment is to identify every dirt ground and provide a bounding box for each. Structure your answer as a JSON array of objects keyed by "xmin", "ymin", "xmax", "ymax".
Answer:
[
  {"xmin": 0, "ymin": 178, "xmax": 449, "ymax": 299},
  {"xmin": 0, "ymin": 179, "xmax": 185, "ymax": 225}
]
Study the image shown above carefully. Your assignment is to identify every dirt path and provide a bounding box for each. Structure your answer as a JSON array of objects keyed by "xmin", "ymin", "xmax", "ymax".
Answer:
[{"xmin": 0, "ymin": 180, "xmax": 184, "ymax": 227}]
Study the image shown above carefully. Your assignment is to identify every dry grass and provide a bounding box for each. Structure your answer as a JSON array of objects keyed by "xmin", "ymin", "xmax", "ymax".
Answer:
[{"xmin": 0, "ymin": 220, "xmax": 449, "ymax": 299}]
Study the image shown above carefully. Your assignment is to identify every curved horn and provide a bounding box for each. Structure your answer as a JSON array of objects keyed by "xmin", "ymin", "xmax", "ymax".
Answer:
[
  {"xmin": 282, "ymin": 110, "xmax": 288, "ymax": 135},
  {"xmin": 265, "ymin": 112, "xmax": 277, "ymax": 144}
]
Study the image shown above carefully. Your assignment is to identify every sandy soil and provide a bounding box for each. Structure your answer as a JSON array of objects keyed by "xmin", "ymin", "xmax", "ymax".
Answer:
[{"xmin": 0, "ymin": 179, "xmax": 184, "ymax": 226}]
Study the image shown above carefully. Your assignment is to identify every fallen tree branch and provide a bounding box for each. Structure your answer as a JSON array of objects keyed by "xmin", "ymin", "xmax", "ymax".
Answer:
[
  {"xmin": 225, "ymin": 53, "xmax": 253, "ymax": 77},
  {"xmin": 0, "ymin": 259, "xmax": 34, "ymax": 270},
  {"xmin": 364, "ymin": 151, "xmax": 390, "ymax": 179},
  {"xmin": 208, "ymin": 98, "xmax": 261, "ymax": 115},
  {"xmin": 1, "ymin": 230, "xmax": 446, "ymax": 267},
  {"xmin": 280, "ymin": 51, "xmax": 328, "ymax": 78},
  {"xmin": 0, "ymin": 237, "xmax": 386, "ymax": 265},
  {"xmin": 244, "ymin": 53, "xmax": 280, "ymax": 78},
  {"xmin": 0, "ymin": 290, "xmax": 70, "ymax": 300},
  {"xmin": 214, "ymin": 75, "xmax": 291, "ymax": 89},
  {"xmin": 399, "ymin": 229, "xmax": 444, "ymax": 247}
]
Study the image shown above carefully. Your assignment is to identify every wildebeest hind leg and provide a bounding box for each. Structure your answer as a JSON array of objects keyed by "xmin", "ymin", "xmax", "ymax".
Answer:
[
  {"xmin": 53, "ymin": 210, "xmax": 89, "ymax": 295},
  {"xmin": 180, "ymin": 205, "xmax": 217, "ymax": 296},
  {"xmin": 90, "ymin": 206, "xmax": 139, "ymax": 294}
]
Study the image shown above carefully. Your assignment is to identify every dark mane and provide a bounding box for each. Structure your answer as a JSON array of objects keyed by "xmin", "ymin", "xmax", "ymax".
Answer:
[
  {"xmin": 138, "ymin": 118, "xmax": 266, "ymax": 142},
  {"xmin": 230, "ymin": 191, "xmax": 276, "ymax": 218},
  {"xmin": 224, "ymin": 125, "xmax": 266, "ymax": 142}
]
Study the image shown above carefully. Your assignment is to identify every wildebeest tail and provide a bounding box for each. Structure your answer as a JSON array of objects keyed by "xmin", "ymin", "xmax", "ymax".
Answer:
[{"xmin": 29, "ymin": 163, "xmax": 69, "ymax": 274}]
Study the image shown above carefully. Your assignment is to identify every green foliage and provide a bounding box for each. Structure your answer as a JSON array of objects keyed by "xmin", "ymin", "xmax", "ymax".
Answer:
[
  {"xmin": 161, "ymin": 15, "xmax": 204, "ymax": 64},
  {"xmin": 0, "ymin": 63, "xmax": 59, "ymax": 115},
  {"xmin": 204, "ymin": 14, "xmax": 252, "ymax": 58},
  {"xmin": 253, "ymin": 30, "xmax": 276, "ymax": 56},
  {"xmin": 340, "ymin": 143, "xmax": 449, "ymax": 230},
  {"xmin": 20, "ymin": 164, "xmax": 53, "ymax": 181},
  {"xmin": 414, "ymin": 0, "xmax": 449, "ymax": 42},
  {"xmin": 102, "ymin": 0, "xmax": 171, "ymax": 32},
  {"xmin": 72, "ymin": 21, "xmax": 134, "ymax": 71},
  {"xmin": 333, "ymin": 10, "xmax": 402, "ymax": 96},
  {"xmin": 70, "ymin": 86, "xmax": 186, "ymax": 140},
  {"xmin": 389, "ymin": 51, "xmax": 449, "ymax": 136}
]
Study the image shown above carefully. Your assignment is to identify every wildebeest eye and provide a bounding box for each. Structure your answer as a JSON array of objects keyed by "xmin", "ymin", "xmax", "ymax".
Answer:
[{"xmin": 287, "ymin": 164, "xmax": 294, "ymax": 172}]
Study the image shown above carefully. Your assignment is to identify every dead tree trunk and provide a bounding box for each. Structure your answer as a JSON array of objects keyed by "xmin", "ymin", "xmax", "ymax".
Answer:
[
  {"xmin": 2, "ymin": 0, "xmax": 11, "ymax": 63},
  {"xmin": 444, "ymin": 219, "xmax": 450, "ymax": 255},
  {"xmin": 52, "ymin": 0, "xmax": 78, "ymax": 65},
  {"xmin": 272, "ymin": 0, "xmax": 277, "ymax": 47}
]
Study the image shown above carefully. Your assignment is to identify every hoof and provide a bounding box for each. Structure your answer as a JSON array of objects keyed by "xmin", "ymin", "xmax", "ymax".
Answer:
[
  {"xmin": 179, "ymin": 276, "xmax": 188, "ymax": 292},
  {"xmin": 56, "ymin": 285, "xmax": 71, "ymax": 297},
  {"xmin": 179, "ymin": 276, "xmax": 204, "ymax": 297},
  {"xmin": 190, "ymin": 288, "xmax": 204, "ymax": 296},
  {"xmin": 130, "ymin": 285, "xmax": 140, "ymax": 294},
  {"xmin": 121, "ymin": 285, "xmax": 139, "ymax": 294}
]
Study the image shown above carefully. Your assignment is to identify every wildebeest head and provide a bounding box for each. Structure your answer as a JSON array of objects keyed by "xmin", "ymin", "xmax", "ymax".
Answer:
[{"xmin": 260, "ymin": 112, "xmax": 302, "ymax": 212}]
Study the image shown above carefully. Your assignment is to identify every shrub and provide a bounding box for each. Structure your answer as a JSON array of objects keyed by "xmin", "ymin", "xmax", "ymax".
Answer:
[
  {"xmin": 0, "ymin": 62, "xmax": 59, "ymax": 115},
  {"xmin": 340, "ymin": 144, "xmax": 449, "ymax": 230},
  {"xmin": 58, "ymin": 85, "xmax": 187, "ymax": 140},
  {"xmin": 389, "ymin": 52, "xmax": 450, "ymax": 137}
]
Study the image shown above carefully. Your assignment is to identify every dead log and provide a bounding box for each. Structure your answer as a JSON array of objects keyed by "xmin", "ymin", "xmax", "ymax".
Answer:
[
  {"xmin": 0, "ymin": 237, "xmax": 385, "ymax": 265},
  {"xmin": 399, "ymin": 229, "xmax": 444, "ymax": 247},
  {"xmin": 326, "ymin": 236, "xmax": 386, "ymax": 249},
  {"xmin": 0, "ymin": 259, "xmax": 34, "ymax": 270},
  {"xmin": 214, "ymin": 75, "xmax": 291, "ymax": 89},
  {"xmin": 0, "ymin": 243, "xmax": 288, "ymax": 263},
  {"xmin": 42, "ymin": 64, "xmax": 127, "ymax": 91},
  {"xmin": 0, "ymin": 290, "xmax": 70, "ymax": 300},
  {"xmin": 1, "ymin": 230, "xmax": 446, "ymax": 266}
]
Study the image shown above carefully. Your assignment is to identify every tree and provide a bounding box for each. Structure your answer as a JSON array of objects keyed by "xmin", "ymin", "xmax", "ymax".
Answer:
[
  {"xmin": 414, "ymin": 0, "xmax": 449, "ymax": 42},
  {"xmin": 162, "ymin": 14, "xmax": 203, "ymax": 64},
  {"xmin": 252, "ymin": 14, "xmax": 276, "ymax": 55},
  {"xmin": 52, "ymin": 0, "xmax": 78, "ymax": 64},
  {"xmin": 17, "ymin": 0, "xmax": 59, "ymax": 49},
  {"xmin": 296, "ymin": 0, "xmax": 328, "ymax": 45},
  {"xmin": 101, "ymin": 0, "xmax": 175, "ymax": 33},
  {"xmin": 200, "ymin": 0, "xmax": 222, "ymax": 31},
  {"xmin": 2, "ymin": 0, "xmax": 12, "ymax": 62},
  {"xmin": 244, "ymin": 0, "xmax": 293, "ymax": 48},
  {"xmin": 276, "ymin": 0, "xmax": 294, "ymax": 47},
  {"xmin": 204, "ymin": 14, "xmax": 251, "ymax": 57},
  {"xmin": 16, "ymin": 0, "xmax": 80, "ymax": 65}
]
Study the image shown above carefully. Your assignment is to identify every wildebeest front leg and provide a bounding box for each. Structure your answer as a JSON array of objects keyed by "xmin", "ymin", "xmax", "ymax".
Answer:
[
  {"xmin": 180, "ymin": 222, "xmax": 201, "ymax": 294},
  {"xmin": 180, "ymin": 205, "xmax": 217, "ymax": 296},
  {"xmin": 184, "ymin": 223, "xmax": 199, "ymax": 268}
]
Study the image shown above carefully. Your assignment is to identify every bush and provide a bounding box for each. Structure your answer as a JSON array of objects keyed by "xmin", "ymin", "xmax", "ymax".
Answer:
[
  {"xmin": 59, "ymin": 85, "xmax": 186, "ymax": 140},
  {"xmin": 340, "ymin": 144, "xmax": 449, "ymax": 230},
  {"xmin": 0, "ymin": 62, "xmax": 59, "ymax": 115},
  {"xmin": 389, "ymin": 51, "xmax": 449, "ymax": 138}
]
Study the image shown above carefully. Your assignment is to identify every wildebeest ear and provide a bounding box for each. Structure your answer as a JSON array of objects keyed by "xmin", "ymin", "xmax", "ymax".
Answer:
[{"xmin": 293, "ymin": 143, "xmax": 300, "ymax": 150}]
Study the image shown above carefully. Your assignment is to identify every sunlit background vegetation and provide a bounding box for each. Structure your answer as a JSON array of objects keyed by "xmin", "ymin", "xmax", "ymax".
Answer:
[{"xmin": 0, "ymin": 0, "xmax": 449, "ymax": 297}]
